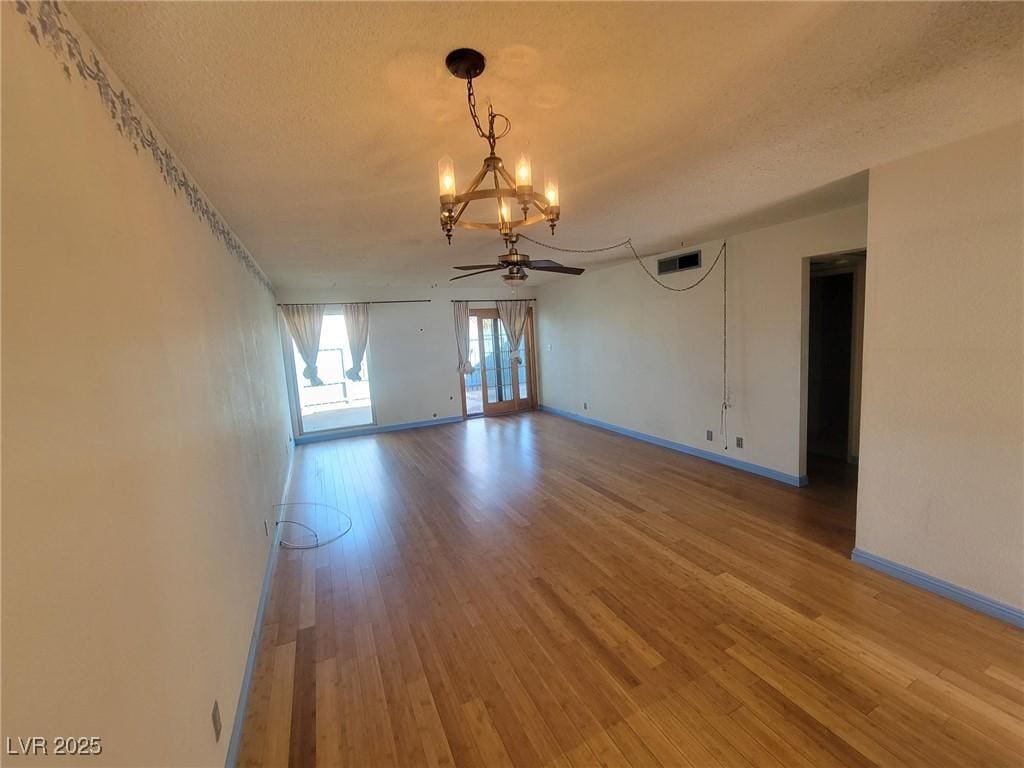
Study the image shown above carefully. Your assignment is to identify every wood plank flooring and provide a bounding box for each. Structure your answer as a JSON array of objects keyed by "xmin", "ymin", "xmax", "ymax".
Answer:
[{"xmin": 238, "ymin": 412, "xmax": 1024, "ymax": 767}]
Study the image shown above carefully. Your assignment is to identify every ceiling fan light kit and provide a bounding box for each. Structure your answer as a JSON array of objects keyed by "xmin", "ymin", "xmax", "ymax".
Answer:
[{"xmin": 440, "ymin": 48, "xmax": 581, "ymax": 283}]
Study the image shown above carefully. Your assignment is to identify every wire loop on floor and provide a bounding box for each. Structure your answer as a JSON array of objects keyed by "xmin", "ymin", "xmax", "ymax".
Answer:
[{"xmin": 272, "ymin": 502, "xmax": 353, "ymax": 549}]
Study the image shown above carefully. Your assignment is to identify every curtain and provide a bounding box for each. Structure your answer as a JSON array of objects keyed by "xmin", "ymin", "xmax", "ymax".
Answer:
[
  {"xmin": 453, "ymin": 301, "xmax": 474, "ymax": 374},
  {"xmin": 496, "ymin": 300, "xmax": 529, "ymax": 364},
  {"xmin": 342, "ymin": 303, "xmax": 370, "ymax": 381},
  {"xmin": 280, "ymin": 303, "xmax": 326, "ymax": 386}
]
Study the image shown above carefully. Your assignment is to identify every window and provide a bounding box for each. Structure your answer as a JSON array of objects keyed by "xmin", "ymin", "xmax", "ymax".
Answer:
[{"xmin": 290, "ymin": 310, "xmax": 373, "ymax": 433}]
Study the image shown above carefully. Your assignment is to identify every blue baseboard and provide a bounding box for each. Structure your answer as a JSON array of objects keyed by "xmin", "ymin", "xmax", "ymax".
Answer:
[
  {"xmin": 851, "ymin": 548, "xmax": 1024, "ymax": 628},
  {"xmin": 225, "ymin": 446, "xmax": 295, "ymax": 767},
  {"xmin": 294, "ymin": 415, "xmax": 464, "ymax": 445},
  {"xmin": 539, "ymin": 404, "xmax": 807, "ymax": 487}
]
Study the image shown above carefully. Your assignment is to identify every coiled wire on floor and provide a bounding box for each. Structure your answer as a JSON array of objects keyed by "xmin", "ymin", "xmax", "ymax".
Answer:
[{"xmin": 272, "ymin": 502, "xmax": 353, "ymax": 549}]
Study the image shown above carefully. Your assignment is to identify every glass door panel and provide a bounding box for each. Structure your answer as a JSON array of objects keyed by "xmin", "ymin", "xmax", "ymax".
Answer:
[
  {"xmin": 480, "ymin": 317, "xmax": 515, "ymax": 415},
  {"xmin": 516, "ymin": 335, "xmax": 529, "ymax": 401},
  {"xmin": 463, "ymin": 316, "xmax": 483, "ymax": 416}
]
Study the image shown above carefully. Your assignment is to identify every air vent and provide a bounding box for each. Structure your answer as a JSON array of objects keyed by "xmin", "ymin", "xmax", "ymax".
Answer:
[{"xmin": 657, "ymin": 250, "xmax": 701, "ymax": 275}]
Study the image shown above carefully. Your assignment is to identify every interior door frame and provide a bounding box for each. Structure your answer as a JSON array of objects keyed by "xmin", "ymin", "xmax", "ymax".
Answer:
[
  {"xmin": 800, "ymin": 249, "xmax": 866, "ymax": 477},
  {"xmin": 461, "ymin": 307, "xmax": 537, "ymax": 417}
]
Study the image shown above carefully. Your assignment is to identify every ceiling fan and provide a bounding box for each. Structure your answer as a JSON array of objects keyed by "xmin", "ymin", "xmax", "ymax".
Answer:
[{"xmin": 450, "ymin": 236, "xmax": 585, "ymax": 283}]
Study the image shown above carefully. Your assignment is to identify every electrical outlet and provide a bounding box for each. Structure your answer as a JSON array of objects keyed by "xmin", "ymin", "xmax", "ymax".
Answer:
[
  {"xmin": 583, "ymin": 402, "xmax": 588, "ymax": 410},
  {"xmin": 264, "ymin": 519, "xmax": 270, "ymax": 537},
  {"xmin": 736, "ymin": 436, "xmax": 744, "ymax": 449},
  {"xmin": 211, "ymin": 700, "xmax": 222, "ymax": 742},
  {"xmin": 706, "ymin": 430, "xmax": 713, "ymax": 441},
  {"xmin": 432, "ymin": 412, "xmax": 438, "ymax": 418}
]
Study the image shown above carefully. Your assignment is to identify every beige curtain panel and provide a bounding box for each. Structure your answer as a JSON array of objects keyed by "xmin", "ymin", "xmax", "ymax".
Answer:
[
  {"xmin": 496, "ymin": 300, "xmax": 529, "ymax": 365},
  {"xmin": 280, "ymin": 303, "xmax": 326, "ymax": 385},
  {"xmin": 342, "ymin": 303, "xmax": 370, "ymax": 381},
  {"xmin": 453, "ymin": 301, "xmax": 474, "ymax": 374}
]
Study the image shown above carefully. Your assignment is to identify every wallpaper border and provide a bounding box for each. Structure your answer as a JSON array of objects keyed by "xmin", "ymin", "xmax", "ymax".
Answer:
[{"xmin": 14, "ymin": 0, "xmax": 275, "ymax": 294}]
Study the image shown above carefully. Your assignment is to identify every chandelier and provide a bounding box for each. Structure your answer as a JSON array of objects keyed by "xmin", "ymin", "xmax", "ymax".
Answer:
[{"xmin": 437, "ymin": 48, "xmax": 560, "ymax": 245}]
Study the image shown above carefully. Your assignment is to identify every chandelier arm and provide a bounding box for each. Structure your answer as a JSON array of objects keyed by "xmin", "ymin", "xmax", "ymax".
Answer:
[
  {"xmin": 491, "ymin": 167, "xmax": 504, "ymax": 206},
  {"xmin": 455, "ymin": 188, "xmax": 517, "ymax": 203},
  {"xmin": 457, "ymin": 213, "xmax": 547, "ymax": 231},
  {"xmin": 449, "ymin": 164, "xmax": 489, "ymax": 226},
  {"xmin": 450, "ymin": 202, "xmax": 470, "ymax": 228},
  {"xmin": 463, "ymin": 163, "xmax": 489, "ymax": 191},
  {"xmin": 496, "ymin": 165, "xmax": 519, "ymax": 190},
  {"xmin": 529, "ymin": 194, "xmax": 551, "ymax": 214}
]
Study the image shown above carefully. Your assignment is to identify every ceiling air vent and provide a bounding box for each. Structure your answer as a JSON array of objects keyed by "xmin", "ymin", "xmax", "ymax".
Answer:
[{"xmin": 657, "ymin": 250, "xmax": 701, "ymax": 275}]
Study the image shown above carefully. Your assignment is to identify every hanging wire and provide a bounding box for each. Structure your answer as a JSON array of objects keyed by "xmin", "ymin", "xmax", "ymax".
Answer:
[
  {"xmin": 517, "ymin": 232, "xmax": 731, "ymax": 450},
  {"xmin": 518, "ymin": 234, "xmax": 726, "ymax": 293},
  {"xmin": 721, "ymin": 244, "xmax": 730, "ymax": 450}
]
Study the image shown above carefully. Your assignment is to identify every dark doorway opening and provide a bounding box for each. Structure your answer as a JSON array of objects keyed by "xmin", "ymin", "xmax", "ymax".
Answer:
[
  {"xmin": 804, "ymin": 252, "xmax": 865, "ymax": 497},
  {"xmin": 808, "ymin": 271, "xmax": 854, "ymax": 459}
]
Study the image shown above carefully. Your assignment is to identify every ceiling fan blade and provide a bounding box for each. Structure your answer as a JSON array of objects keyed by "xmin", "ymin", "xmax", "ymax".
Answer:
[
  {"xmin": 524, "ymin": 259, "xmax": 566, "ymax": 269},
  {"xmin": 453, "ymin": 264, "xmax": 503, "ymax": 270},
  {"xmin": 528, "ymin": 264, "xmax": 585, "ymax": 275},
  {"xmin": 449, "ymin": 266, "xmax": 504, "ymax": 281}
]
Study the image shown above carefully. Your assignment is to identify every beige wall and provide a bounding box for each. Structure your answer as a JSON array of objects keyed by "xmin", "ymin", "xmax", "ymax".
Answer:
[
  {"xmin": 536, "ymin": 204, "xmax": 868, "ymax": 481},
  {"xmin": 2, "ymin": 6, "xmax": 291, "ymax": 765},
  {"xmin": 856, "ymin": 122, "xmax": 1024, "ymax": 608}
]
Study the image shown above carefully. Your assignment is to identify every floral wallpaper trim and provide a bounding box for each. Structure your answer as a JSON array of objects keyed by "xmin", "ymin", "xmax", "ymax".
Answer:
[{"xmin": 15, "ymin": 0, "xmax": 275, "ymax": 294}]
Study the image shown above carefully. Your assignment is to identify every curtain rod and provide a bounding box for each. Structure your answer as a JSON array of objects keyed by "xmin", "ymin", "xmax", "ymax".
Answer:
[
  {"xmin": 451, "ymin": 298, "xmax": 534, "ymax": 303},
  {"xmin": 277, "ymin": 300, "xmax": 431, "ymax": 306}
]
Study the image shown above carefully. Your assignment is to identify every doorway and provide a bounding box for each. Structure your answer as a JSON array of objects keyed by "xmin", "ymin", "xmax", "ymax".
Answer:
[
  {"xmin": 461, "ymin": 308, "xmax": 537, "ymax": 417},
  {"xmin": 804, "ymin": 251, "xmax": 865, "ymax": 485}
]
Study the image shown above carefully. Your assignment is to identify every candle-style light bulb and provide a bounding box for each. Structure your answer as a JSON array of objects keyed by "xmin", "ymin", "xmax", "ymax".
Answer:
[
  {"xmin": 515, "ymin": 153, "xmax": 532, "ymax": 190},
  {"xmin": 544, "ymin": 176, "xmax": 559, "ymax": 207},
  {"xmin": 437, "ymin": 156, "xmax": 456, "ymax": 199}
]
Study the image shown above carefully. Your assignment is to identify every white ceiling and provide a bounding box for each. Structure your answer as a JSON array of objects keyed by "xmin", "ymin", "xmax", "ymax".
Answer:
[{"xmin": 70, "ymin": 2, "xmax": 1023, "ymax": 296}]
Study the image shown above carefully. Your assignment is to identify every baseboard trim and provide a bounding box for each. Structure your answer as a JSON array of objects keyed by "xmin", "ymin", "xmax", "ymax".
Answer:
[
  {"xmin": 539, "ymin": 405, "xmax": 807, "ymax": 487},
  {"xmin": 851, "ymin": 548, "xmax": 1024, "ymax": 628},
  {"xmin": 225, "ymin": 446, "xmax": 295, "ymax": 767},
  {"xmin": 294, "ymin": 415, "xmax": 464, "ymax": 445}
]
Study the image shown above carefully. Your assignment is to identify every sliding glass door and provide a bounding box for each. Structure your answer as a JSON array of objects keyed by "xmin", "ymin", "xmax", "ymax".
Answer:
[{"xmin": 284, "ymin": 307, "xmax": 374, "ymax": 435}]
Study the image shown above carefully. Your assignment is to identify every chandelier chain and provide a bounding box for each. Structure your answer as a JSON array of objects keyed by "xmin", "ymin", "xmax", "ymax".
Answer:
[
  {"xmin": 466, "ymin": 78, "xmax": 486, "ymax": 140},
  {"xmin": 466, "ymin": 77, "xmax": 510, "ymax": 155}
]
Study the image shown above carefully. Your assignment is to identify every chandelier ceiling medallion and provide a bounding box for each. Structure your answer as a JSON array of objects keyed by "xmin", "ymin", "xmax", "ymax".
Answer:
[{"xmin": 437, "ymin": 48, "xmax": 560, "ymax": 246}]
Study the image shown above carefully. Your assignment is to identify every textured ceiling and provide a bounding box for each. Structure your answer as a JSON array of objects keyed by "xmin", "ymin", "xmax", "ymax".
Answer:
[{"xmin": 69, "ymin": 2, "xmax": 1023, "ymax": 296}]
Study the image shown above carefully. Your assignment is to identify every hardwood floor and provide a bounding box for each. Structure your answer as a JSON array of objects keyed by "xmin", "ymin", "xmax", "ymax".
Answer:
[{"xmin": 238, "ymin": 412, "xmax": 1023, "ymax": 767}]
